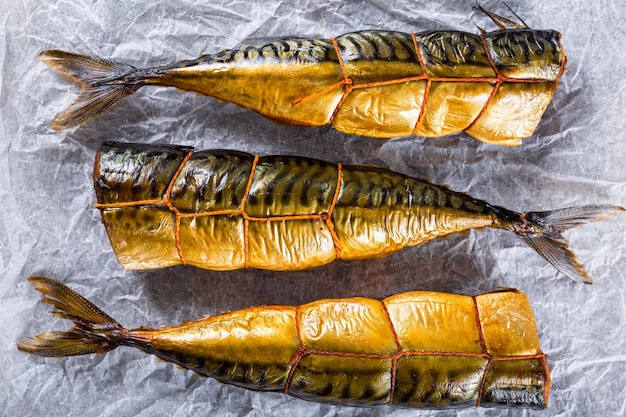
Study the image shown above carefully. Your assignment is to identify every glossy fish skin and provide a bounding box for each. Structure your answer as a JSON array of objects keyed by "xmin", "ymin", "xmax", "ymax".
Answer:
[
  {"xmin": 39, "ymin": 9, "xmax": 565, "ymax": 145},
  {"xmin": 94, "ymin": 142, "xmax": 624, "ymax": 283},
  {"xmin": 18, "ymin": 277, "xmax": 550, "ymax": 409}
]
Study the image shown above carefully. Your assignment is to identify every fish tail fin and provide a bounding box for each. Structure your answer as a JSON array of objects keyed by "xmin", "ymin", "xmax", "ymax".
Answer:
[
  {"xmin": 39, "ymin": 49, "xmax": 146, "ymax": 130},
  {"xmin": 511, "ymin": 205, "xmax": 625, "ymax": 283},
  {"xmin": 17, "ymin": 277, "xmax": 125, "ymax": 357}
]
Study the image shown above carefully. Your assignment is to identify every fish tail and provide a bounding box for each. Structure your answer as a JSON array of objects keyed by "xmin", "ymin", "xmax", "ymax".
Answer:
[
  {"xmin": 17, "ymin": 277, "xmax": 125, "ymax": 357},
  {"xmin": 39, "ymin": 49, "xmax": 146, "ymax": 130},
  {"xmin": 508, "ymin": 205, "xmax": 625, "ymax": 283}
]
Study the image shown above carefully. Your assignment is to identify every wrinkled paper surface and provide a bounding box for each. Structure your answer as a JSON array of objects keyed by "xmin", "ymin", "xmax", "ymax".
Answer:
[{"xmin": 1, "ymin": 0, "xmax": 625, "ymax": 416}]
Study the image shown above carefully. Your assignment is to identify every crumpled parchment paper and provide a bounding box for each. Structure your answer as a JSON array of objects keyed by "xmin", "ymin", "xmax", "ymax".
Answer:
[{"xmin": 1, "ymin": 0, "xmax": 625, "ymax": 416}]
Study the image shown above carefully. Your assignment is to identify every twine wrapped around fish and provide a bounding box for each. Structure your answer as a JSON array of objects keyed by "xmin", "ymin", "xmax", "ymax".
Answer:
[
  {"xmin": 95, "ymin": 142, "xmax": 623, "ymax": 283},
  {"xmin": 18, "ymin": 277, "xmax": 550, "ymax": 409},
  {"xmin": 40, "ymin": 7, "xmax": 565, "ymax": 145}
]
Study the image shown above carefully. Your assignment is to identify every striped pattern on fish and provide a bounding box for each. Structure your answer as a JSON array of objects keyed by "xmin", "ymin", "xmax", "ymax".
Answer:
[
  {"xmin": 39, "ymin": 8, "xmax": 566, "ymax": 145},
  {"xmin": 18, "ymin": 278, "xmax": 550, "ymax": 409},
  {"xmin": 94, "ymin": 142, "xmax": 624, "ymax": 283}
]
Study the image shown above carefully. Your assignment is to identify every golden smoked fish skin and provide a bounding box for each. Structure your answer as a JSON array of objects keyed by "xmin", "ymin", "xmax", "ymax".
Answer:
[
  {"xmin": 94, "ymin": 142, "xmax": 624, "ymax": 283},
  {"xmin": 39, "ymin": 8, "xmax": 565, "ymax": 145},
  {"xmin": 18, "ymin": 277, "xmax": 550, "ymax": 409}
]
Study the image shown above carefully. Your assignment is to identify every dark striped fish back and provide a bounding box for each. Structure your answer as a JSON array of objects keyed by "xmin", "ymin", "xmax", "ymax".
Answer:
[
  {"xmin": 178, "ymin": 29, "xmax": 562, "ymax": 81},
  {"xmin": 183, "ymin": 39, "xmax": 338, "ymax": 66}
]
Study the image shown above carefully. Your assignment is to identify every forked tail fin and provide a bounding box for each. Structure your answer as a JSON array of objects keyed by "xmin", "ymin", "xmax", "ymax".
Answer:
[
  {"xmin": 39, "ymin": 50, "xmax": 146, "ymax": 130},
  {"xmin": 513, "ymin": 205, "xmax": 625, "ymax": 283},
  {"xmin": 17, "ymin": 277, "xmax": 125, "ymax": 357}
]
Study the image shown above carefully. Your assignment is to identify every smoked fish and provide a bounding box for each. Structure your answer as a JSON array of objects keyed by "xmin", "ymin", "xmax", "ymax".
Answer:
[
  {"xmin": 40, "ymin": 7, "xmax": 565, "ymax": 145},
  {"xmin": 18, "ymin": 277, "xmax": 550, "ymax": 409},
  {"xmin": 95, "ymin": 142, "xmax": 623, "ymax": 283}
]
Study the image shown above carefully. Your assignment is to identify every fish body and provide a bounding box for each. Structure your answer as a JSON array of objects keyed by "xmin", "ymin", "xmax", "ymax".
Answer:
[
  {"xmin": 40, "ymin": 8, "xmax": 565, "ymax": 145},
  {"xmin": 95, "ymin": 142, "xmax": 624, "ymax": 283},
  {"xmin": 18, "ymin": 277, "xmax": 550, "ymax": 409}
]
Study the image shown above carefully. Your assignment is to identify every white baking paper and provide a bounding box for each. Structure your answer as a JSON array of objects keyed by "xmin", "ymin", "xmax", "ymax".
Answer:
[{"xmin": 1, "ymin": 0, "xmax": 625, "ymax": 416}]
